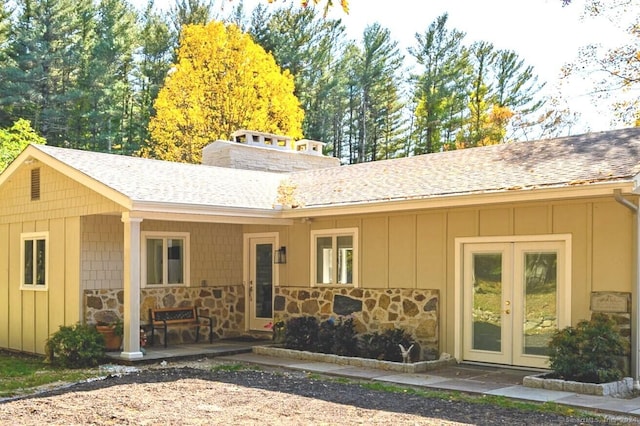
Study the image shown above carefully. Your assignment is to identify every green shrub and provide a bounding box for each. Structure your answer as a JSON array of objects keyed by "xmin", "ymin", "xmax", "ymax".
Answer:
[
  {"xmin": 548, "ymin": 313, "xmax": 628, "ymax": 383},
  {"xmin": 332, "ymin": 317, "xmax": 358, "ymax": 356},
  {"xmin": 317, "ymin": 318, "xmax": 335, "ymax": 354},
  {"xmin": 317, "ymin": 317, "xmax": 358, "ymax": 356},
  {"xmin": 359, "ymin": 328, "xmax": 416, "ymax": 362},
  {"xmin": 285, "ymin": 316, "xmax": 417, "ymax": 362},
  {"xmin": 45, "ymin": 323, "xmax": 105, "ymax": 368},
  {"xmin": 284, "ymin": 316, "xmax": 319, "ymax": 351}
]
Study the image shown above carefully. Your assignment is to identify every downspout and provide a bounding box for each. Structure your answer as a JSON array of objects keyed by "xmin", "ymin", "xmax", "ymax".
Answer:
[{"xmin": 614, "ymin": 189, "xmax": 640, "ymax": 390}]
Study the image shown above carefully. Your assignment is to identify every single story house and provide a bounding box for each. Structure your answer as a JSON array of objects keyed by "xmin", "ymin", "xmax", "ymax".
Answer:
[{"xmin": 0, "ymin": 128, "xmax": 639, "ymax": 377}]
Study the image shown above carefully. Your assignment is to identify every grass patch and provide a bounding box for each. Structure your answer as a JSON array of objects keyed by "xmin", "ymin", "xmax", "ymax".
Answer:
[
  {"xmin": 0, "ymin": 351, "xmax": 100, "ymax": 398},
  {"xmin": 210, "ymin": 363, "xmax": 254, "ymax": 373}
]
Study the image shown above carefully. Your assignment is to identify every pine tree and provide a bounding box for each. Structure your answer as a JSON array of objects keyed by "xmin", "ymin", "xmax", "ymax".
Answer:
[{"xmin": 409, "ymin": 13, "xmax": 470, "ymax": 154}]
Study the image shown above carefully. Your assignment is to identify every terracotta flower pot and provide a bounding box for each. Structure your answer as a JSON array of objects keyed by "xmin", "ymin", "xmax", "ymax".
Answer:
[{"xmin": 96, "ymin": 325, "xmax": 123, "ymax": 351}]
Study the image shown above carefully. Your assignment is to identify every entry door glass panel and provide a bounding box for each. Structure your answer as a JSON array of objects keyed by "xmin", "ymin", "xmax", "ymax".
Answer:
[
  {"xmin": 255, "ymin": 243, "xmax": 273, "ymax": 319},
  {"xmin": 472, "ymin": 253, "xmax": 503, "ymax": 352},
  {"xmin": 522, "ymin": 251, "xmax": 557, "ymax": 356}
]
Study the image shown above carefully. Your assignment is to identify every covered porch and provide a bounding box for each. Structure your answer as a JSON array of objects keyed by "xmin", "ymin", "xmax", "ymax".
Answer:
[{"xmin": 104, "ymin": 339, "xmax": 270, "ymax": 365}]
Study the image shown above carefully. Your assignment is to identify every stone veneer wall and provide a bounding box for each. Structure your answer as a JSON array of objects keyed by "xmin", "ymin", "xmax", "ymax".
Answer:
[
  {"xmin": 273, "ymin": 287, "xmax": 439, "ymax": 360},
  {"xmin": 84, "ymin": 285, "xmax": 245, "ymax": 346}
]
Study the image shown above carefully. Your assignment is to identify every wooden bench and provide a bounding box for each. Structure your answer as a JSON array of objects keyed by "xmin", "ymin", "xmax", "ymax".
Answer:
[{"xmin": 149, "ymin": 307, "xmax": 213, "ymax": 348}]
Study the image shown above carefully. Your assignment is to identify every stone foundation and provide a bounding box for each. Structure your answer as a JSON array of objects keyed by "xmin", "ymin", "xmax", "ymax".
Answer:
[
  {"xmin": 84, "ymin": 285, "xmax": 245, "ymax": 346},
  {"xmin": 254, "ymin": 346, "xmax": 457, "ymax": 373},
  {"xmin": 523, "ymin": 374, "xmax": 634, "ymax": 398},
  {"xmin": 273, "ymin": 287, "xmax": 439, "ymax": 360}
]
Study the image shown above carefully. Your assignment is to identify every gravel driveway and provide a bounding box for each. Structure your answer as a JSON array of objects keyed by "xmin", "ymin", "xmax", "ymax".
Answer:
[{"xmin": 0, "ymin": 361, "xmax": 634, "ymax": 425}]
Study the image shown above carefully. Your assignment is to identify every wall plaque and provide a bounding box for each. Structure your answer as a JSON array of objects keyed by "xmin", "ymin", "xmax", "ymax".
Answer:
[{"xmin": 590, "ymin": 292, "xmax": 630, "ymax": 313}]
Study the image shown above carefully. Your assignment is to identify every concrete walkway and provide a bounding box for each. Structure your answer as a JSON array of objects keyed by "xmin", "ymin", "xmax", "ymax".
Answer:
[{"xmin": 218, "ymin": 352, "xmax": 640, "ymax": 421}]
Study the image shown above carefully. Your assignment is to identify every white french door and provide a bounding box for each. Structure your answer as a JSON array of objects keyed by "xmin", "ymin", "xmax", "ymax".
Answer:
[{"xmin": 462, "ymin": 240, "xmax": 569, "ymax": 369}]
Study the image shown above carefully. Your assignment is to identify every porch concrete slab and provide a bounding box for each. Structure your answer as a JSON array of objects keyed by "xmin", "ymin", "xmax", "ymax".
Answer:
[
  {"xmin": 374, "ymin": 373, "xmax": 450, "ymax": 387},
  {"xmin": 431, "ymin": 365, "xmax": 534, "ymax": 386},
  {"xmin": 485, "ymin": 385, "xmax": 575, "ymax": 402}
]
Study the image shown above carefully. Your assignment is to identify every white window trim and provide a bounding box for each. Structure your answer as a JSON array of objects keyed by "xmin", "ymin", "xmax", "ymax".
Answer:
[
  {"xmin": 20, "ymin": 231, "xmax": 49, "ymax": 291},
  {"xmin": 141, "ymin": 231, "xmax": 190, "ymax": 288},
  {"xmin": 310, "ymin": 228, "xmax": 358, "ymax": 287}
]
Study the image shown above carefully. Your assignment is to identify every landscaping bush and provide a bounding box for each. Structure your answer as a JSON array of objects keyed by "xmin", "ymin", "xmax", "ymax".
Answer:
[
  {"xmin": 359, "ymin": 328, "xmax": 416, "ymax": 362},
  {"xmin": 45, "ymin": 323, "xmax": 105, "ymax": 368},
  {"xmin": 317, "ymin": 317, "xmax": 358, "ymax": 356},
  {"xmin": 548, "ymin": 313, "xmax": 628, "ymax": 383},
  {"xmin": 332, "ymin": 317, "xmax": 358, "ymax": 356},
  {"xmin": 284, "ymin": 316, "xmax": 319, "ymax": 351},
  {"xmin": 285, "ymin": 316, "xmax": 416, "ymax": 362},
  {"xmin": 317, "ymin": 318, "xmax": 335, "ymax": 354}
]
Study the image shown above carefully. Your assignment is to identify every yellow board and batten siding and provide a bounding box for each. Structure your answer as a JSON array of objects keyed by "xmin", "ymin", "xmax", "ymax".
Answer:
[
  {"xmin": 258, "ymin": 196, "xmax": 635, "ymax": 358},
  {"xmin": 0, "ymin": 164, "xmax": 123, "ymax": 354},
  {"xmin": 0, "ymin": 224, "xmax": 8, "ymax": 349}
]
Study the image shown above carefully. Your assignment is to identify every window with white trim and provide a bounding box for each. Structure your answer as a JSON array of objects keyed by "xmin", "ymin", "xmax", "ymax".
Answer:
[
  {"xmin": 311, "ymin": 228, "xmax": 358, "ymax": 286},
  {"xmin": 141, "ymin": 232, "xmax": 190, "ymax": 287},
  {"xmin": 21, "ymin": 232, "xmax": 48, "ymax": 290}
]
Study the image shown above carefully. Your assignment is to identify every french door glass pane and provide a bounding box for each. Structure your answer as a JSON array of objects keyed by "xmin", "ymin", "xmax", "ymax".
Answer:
[
  {"xmin": 523, "ymin": 252, "xmax": 557, "ymax": 356},
  {"xmin": 167, "ymin": 239, "xmax": 184, "ymax": 284},
  {"xmin": 472, "ymin": 253, "xmax": 502, "ymax": 352},
  {"xmin": 255, "ymin": 243, "xmax": 273, "ymax": 318}
]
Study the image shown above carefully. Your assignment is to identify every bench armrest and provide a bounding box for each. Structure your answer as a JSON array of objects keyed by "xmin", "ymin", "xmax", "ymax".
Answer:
[{"xmin": 197, "ymin": 312, "xmax": 214, "ymax": 344}]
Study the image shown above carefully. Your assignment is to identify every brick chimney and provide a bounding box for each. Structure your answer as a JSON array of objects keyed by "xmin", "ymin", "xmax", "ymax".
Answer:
[{"xmin": 201, "ymin": 129, "xmax": 340, "ymax": 173}]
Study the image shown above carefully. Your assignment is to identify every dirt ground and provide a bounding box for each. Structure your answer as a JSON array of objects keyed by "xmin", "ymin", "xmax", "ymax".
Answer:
[{"xmin": 0, "ymin": 359, "xmax": 635, "ymax": 425}]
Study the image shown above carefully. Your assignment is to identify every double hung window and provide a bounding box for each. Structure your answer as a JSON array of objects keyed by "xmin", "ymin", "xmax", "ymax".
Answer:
[
  {"xmin": 21, "ymin": 232, "xmax": 48, "ymax": 290},
  {"xmin": 142, "ymin": 232, "xmax": 189, "ymax": 286},
  {"xmin": 311, "ymin": 228, "xmax": 358, "ymax": 286}
]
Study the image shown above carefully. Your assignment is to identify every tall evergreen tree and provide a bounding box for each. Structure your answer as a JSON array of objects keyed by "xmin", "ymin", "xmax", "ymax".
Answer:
[
  {"xmin": 409, "ymin": 13, "xmax": 470, "ymax": 154},
  {"xmin": 134, "ymin": 1, "xmax": 173, "ymax": 152},
  {"xmin": 351, "ymin": 23, "xmax": 405, "ymax": 163},
  {"xmin": 1, "ymin": 0, "xmax": 84, "ymax": 146},
  {"xmin": 84, "ymin": 0, "xmax": 137, "ymax": 153},
  {"xmin": 249, "ymin": 4, "xmax": 346, "ymax": 146}
]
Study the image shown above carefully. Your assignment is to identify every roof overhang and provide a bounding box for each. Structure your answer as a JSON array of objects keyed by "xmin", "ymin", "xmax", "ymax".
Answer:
[
  {"xmin": 128, "ymin": 202, "xmax": 293, "ymax": 225},
  {"xmin": 282, "ymin": 180, "xmax": 638, "ymax": 219}
]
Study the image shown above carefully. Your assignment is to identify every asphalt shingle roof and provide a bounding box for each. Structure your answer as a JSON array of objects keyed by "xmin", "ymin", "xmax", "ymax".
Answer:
[
  {"xmin": 33, "ymin": 145, "xmax": 283, "ymax": 210},
  {"xmin": 30, "ymin": 127, "xmax": 640, "ymax": 212},
  {"xmin": 289, "ymin": 127, "xmax": 640, "ymax": 208}
]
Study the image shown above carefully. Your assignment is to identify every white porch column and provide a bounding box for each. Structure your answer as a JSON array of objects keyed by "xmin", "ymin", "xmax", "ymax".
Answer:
[{"xmin": 121, "ymin": 213, "xmax": 144, "ymax": 359}]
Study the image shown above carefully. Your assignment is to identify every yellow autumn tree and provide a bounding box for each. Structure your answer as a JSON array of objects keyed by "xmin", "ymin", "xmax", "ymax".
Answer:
[{"xmin": 143, "ymin": 21, "xmax": 304, "ymax": 163}]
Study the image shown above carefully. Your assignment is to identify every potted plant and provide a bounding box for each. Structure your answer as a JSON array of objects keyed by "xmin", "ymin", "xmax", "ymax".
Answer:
[{"xmin": 95, "ymin": 319, "xmax": 123, "ymax": 351}]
